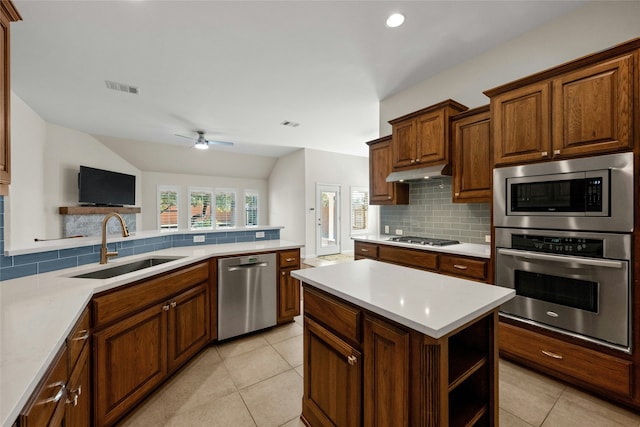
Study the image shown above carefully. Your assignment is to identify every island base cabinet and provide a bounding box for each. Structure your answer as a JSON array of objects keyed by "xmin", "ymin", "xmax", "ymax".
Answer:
[
  {"xmin": 94, "ymin": 303, "xmax": 168, "ymax": 427},
  {"xmin": 363, "ymin": 315, "xmax": 409, "ymax": 426},
  {"xmin": 302, "ymin": 317, "xmax": 362, "ymax": 427},
  {"xmin": 64, "ymin": 345, "xmax": 91, "ymax": 427}
]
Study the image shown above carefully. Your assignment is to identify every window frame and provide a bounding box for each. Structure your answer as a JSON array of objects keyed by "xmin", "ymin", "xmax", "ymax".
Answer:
[
  {"xmin": 350, "ymin": 186, "xmax": 369, "ymax": 235},
  {"xmin": 188, "ymin": 186, "xmax": 214, "ymax": 230},
  {"xmin": 157, "ymin": 185, "xmax": 181, "ymax": 231},
  {"xmin": 244, "ymin": 189, "xmax": 259, "ymax": 227},
  {"xmin": 215, "ymin": 188, "xmax": 237, "ymax": 229}
]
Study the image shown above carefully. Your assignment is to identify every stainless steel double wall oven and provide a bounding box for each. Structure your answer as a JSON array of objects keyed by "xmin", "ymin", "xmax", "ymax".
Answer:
[{"xmin": 493, "ymin": 152, "xmax": 634, "ymax": 352}]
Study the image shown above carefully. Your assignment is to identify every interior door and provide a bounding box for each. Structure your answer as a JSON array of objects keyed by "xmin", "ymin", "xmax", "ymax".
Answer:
[{"xmin": 316, "ymin": 184, "xmax": 340, "ymax": 256}]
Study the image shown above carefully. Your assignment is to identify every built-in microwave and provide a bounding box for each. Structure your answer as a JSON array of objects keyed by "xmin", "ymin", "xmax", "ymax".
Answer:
[{"xmin": 494, "ymin": 152, "xmax": 634, "ymax": 232}]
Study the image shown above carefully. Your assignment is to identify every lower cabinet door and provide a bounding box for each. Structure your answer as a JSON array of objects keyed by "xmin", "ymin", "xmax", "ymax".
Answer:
[
  {"xmin": 167, "ymin": 283, "xmax": 210, "ymax": 372},
  {"xmin": 65, "ymin": 345, "xmax": 91, "ymax": 427},
  {"xmin": 94, "ymin": 303, "xmax": 168, "ymax": 427},
  {"xmin": 363, "ymin": 315, "xmax": 410, "ymax": 426},
  {"xmin": 302, "ymin": 317, "xmax": 362, "ymax": 427},
  {"xmin": 278, "ymin": 268, "xmax": 300, "ymax": 323}
]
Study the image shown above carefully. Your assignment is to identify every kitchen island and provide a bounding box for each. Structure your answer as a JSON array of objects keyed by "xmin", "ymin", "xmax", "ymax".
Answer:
[{"xmin": 292, "ymin": 259, "xmax": 514, "ymax": 427}]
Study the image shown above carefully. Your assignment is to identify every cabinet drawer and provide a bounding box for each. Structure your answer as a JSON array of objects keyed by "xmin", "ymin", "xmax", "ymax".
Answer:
[
  {"xmin": 379, "ymin": 245, "xmax": 438, "ymax": 271},
  {"xmin": 354, "ymin": 242, "xmax": 378, "ymax": 259},
  {"xmin": 500, "ymin": 323, "xmax": 632, "ymax": 397},
  {"xmin": 304, "ymin": 287, "xmax": 361, "ymax": 345},
  {"xmin": 439, "ymin": 255, "xmax": 487, "ymax": 282},
  {"xmin": 279, "ymin": 250, "xmax": 300, "ymax": 268},
  {"xmin": 93, "ymin": 262, "xmax": 209, "ymax": 328},
  {"xmin": 19, "ymin": 347, "xmax": 68, "ymax": 427},
  {"xmin": 67, "ymin": 308, "xmax": 90, "ymax": 373}
]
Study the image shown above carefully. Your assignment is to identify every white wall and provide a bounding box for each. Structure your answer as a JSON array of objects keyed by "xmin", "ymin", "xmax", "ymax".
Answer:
[
  {"xmin": 380, "ymin": 1, "xmax": 640, "ymax": 133},
  {"xmin": 141, "ymin": 171, "xmax": 268, "ymax": 231},
  {"xmin": 9, "ymin": 92, "xmax": 141, "ymax": 249},
  {"xmin": 268, "ymin": 149, "xmax": 306, "ymax": 251},
  {"xmin": 304, "ymin": 149, "xmax": 369, "ymax": 257}
]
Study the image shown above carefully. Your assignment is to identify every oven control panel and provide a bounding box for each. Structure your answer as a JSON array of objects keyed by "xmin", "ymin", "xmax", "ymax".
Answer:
[{"xmin": 511, "ymin": 234, "xmax": 603, "ymax": 258}]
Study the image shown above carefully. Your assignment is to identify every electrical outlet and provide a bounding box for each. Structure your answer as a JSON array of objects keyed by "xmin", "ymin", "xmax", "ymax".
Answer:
[
  {"xmin": 256, "ymin": 231, "xmax": 265, "ymax": 238},
  {"xmin": 193, "ymin": 235, "xmax": 205, "ymax": 243},
  {"xmin": 395, "ymin": 229, "xmax": 403, "ymax": 235},
  {"xmin": 485, "ymin": 235, "xmax": 491, "ymax": 243},
  {"xmin": 384, "ymin": 225, "xmax": 389, "ymax": 234}
]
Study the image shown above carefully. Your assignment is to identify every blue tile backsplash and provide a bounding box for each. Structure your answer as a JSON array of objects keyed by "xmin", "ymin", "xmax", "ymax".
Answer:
[{"xmin": 0, "ymin": 196, "xmax": 280, "ymax": 282}]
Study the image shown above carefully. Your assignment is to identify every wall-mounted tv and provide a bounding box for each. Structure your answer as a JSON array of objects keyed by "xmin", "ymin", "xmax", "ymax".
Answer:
[{"xmin": 78, "ymin": 166, "xmax": 136, "ymax": 207}]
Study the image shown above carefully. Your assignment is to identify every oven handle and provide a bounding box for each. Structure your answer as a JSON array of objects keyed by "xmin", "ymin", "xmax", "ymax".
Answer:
[{"xmin": 497, "ymin": 248, "xmax": 625, "ymax": 269}]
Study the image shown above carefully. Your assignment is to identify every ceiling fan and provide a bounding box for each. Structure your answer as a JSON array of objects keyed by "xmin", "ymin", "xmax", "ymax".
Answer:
[{"xmin": 174, "ymin": 131, "xmax": 234, "ymax": 150}]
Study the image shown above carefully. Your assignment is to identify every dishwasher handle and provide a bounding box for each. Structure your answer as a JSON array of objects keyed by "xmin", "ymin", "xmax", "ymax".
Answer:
[{"xmin": 227, "ymin": 262, "xmax": 269, "ymax": 272}]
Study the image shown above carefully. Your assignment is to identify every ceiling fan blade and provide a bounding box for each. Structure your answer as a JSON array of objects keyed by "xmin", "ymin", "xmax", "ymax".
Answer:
[
  {"xmin": 206, "ymin": 139, "xmax": 234, "ymax": 147},
  {"xmin": 174, "ymin": 133, "xmax": 195, "ymax": 140}
]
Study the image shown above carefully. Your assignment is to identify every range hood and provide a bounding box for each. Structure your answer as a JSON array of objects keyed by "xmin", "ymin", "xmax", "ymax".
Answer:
[{"xmin": 386, "ymin": 163, "xmax": 451, "ymax": 182}]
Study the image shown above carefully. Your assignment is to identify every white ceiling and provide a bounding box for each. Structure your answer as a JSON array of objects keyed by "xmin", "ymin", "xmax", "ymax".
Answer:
[{"xmin": 11, "ymin": 0, "xmax": 587, "ymax": 164}]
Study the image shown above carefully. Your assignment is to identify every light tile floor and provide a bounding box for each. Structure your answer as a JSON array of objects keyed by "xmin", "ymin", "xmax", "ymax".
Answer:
[{"xmin": 118, "ymin": 307, "xmax": 640, "ymax": 427}]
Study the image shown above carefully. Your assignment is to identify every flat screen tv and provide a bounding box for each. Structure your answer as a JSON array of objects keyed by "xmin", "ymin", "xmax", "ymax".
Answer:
[{"xmin": 78, "ymin": 166, "xmax": 136, "ymax": 206}]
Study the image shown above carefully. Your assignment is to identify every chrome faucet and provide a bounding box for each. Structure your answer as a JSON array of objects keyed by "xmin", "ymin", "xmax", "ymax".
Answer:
[{"xmin": 100, "ymin": 212, "xmax": 130, "ymax": 264}]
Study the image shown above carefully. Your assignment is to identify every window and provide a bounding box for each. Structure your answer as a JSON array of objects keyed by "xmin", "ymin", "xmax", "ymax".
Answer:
[
  {"xmin": 245, "ymin": 190, "xmax": 259, "ymax": 226},
  {"xmin": 189, "ymin": 188, "xmax": 213, "ymax": 230},
  {"xmin": 351, "ymin": 187, "xmax": 369, "ymax": 234},
  {"xmin": 216, "ymin": 189, "xmax": 236, "ymax": 228},
  {"xmin": 158, "ymin": 186, "xmax": 180, "ymax": 230}
]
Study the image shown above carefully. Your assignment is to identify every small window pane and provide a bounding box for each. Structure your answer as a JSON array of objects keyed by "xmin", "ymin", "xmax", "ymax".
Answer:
[
  {"xmin": 159, "ymin": 187, "xmax": 179, "ymax": 230},
  {"xmin": 245, "ymin": 191, "xmax": 258, "ymax": 226},
  {"xmin": 216, "ymin": 190, "xmax": 236, "ymax": 228},
  {"xmin": 351, "ymin": 188, "xmax": 368, "ymax": 233},
  {"xmin": 190, "ymin": 190, "xmax": 213, "ymax": 229}
]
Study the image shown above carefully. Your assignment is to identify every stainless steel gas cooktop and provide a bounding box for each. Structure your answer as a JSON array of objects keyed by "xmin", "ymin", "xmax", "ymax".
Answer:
[{"xmin": 387, "ymin": 236, "xmax": 460, "ymax": 246}]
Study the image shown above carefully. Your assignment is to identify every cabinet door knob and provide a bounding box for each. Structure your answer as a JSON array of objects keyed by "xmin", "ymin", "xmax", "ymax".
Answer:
[
  {"xmin": 282, "ymin": 271, "xmax": 286, "ymax": 276},
  {"xmin": 541, "ymin": 151, "xmax": 548, "ymax": 157},
  {"xmin": 387, "ymin": 196, "xmax": 391, "ymax": 200},
  {"xmin": 541, "ymin": 350, "xmax": 563, "ymax": 360},
  {"xmin": 410, "ymin": 159, "xmax": 415, "ymax": 164},
  {"xmin": 553, "ymin": 149, "xmax": 561, "ymax": 155},
  {"xmin": 162, "ymin": 304, "xmax": 170, "ymax": 311},
  {"xmin": 415, "ymin": 158, "xmax": 420, "ymax": 163},
  {"xmin": 347, "ymin": 355, "xmax": 357, "ymax": 366},
  {"xmin": 170, "ymin": 301, "xmax": 177, "ymax": 308}
]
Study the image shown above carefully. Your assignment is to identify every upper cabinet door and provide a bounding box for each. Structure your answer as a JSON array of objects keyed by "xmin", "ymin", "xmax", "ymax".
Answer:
[
  {"xmin": 492, "ymin": 81, "xmax": 551, "ymax": 166},
  {"xmin": 368, "ymin": 136, "xmax": 409, "ymax": 205},
  {"xmin": 416, "ymin": 110, "xmax": 446, "ymax": 164},
  {"xmin": 552, "ymin": 54, "xmax": 633, "ymax": 157},
  {"xmin": 391, "ymin": 120, "xmax": 417, "ymax": 168}
]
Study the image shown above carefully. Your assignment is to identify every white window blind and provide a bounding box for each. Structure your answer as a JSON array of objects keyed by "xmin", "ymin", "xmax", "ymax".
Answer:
[
  {"xmin": 351, "ymin": 187, "xmax": 369, "ymax": 233},
  {"xmin": 245, "ymin": 190, "xmax": 259, "ymax": 226},
  {"xmin": 158, "ymin": 186, "xmax": 180, "ymax": 230},
  {"xmin": 189, "ymin": 188, "xmax": 213, "ymax": 230},
  {"xmin": 216, "ymin": 189, "xmax": 236, "ymax": 228}
]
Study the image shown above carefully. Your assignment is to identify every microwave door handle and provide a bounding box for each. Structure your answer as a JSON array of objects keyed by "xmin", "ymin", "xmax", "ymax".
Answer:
[{"xmin": 497, "ymin": 248, "xmax": 624, "ymax": 269}]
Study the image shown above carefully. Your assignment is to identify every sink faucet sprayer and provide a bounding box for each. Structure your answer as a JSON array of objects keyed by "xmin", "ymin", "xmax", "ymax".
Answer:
[{"xmin": 101, "ymin": 212, "xmax": 130, "ymax": 264}]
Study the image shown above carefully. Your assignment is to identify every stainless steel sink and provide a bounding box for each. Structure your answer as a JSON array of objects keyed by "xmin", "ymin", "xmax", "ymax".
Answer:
[{"xmin": 72, "ymin": 257, "xmax": 184, "ymax": 279}]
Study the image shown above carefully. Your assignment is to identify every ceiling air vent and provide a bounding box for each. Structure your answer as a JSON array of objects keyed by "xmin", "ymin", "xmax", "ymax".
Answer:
[
  {"xmin": 280, "ymin": 120, "xmax": 300, "ymax": 128},
  {"xmin": 105, "ymin": 80, "xmax": 139, "ymax": 95}
]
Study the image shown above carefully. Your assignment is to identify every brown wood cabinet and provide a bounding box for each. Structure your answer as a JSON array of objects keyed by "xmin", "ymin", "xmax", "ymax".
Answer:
[
  {"xmin": 0, "ymin": 0, "xmax": 21, "ymax": 195},
  {"xmin": 277, "ymin": 249, "xmax": 301, "ymax": 323},
  {"xmin": 18, "ymin": 308, "xmax": 91, "ymax": 427},
  {"xmin": 500, "ymin": 322, "xmax": 633, "ymax": 398},
  {"xmin": 302, "ymin": 285, "xmax": 499, "ymax": 426},
  {"xmin": 367, "ymin": 135, "xmax": 409, "ymax": 205},
  {"xmin": 486, "ymin": 40, "xmax": 638, "ymax": 166},
  {"xmin": 92, "ymin": 262, "xmax": 210, "ymax": 426},
  {"xmin": 389, "ymin": 100, "xmax": 468, "ymax": 171},
  {"xmin": 354, "ymin": 240, "xmax": 490, "ymax": 283},
  {"xmin": 450, "ymin": 105, "xmax": 491, "ymax": 203}
]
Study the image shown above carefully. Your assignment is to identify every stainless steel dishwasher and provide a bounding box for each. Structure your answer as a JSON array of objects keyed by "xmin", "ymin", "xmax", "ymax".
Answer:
[{"xmin": 218, "ymin": 253, "xmax": 277, "ymax": 340}]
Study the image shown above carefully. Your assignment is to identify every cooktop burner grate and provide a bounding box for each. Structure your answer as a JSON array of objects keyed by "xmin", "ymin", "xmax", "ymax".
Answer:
[{"xmin": 387, "ymin": 236, "xmax": 460, "ymax": 246}]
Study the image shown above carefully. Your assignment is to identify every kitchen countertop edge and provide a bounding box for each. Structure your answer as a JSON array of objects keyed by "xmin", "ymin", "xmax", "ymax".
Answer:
[{"xmin": 351, "ymin": 235, "xmax": 491, "ymax": 259}]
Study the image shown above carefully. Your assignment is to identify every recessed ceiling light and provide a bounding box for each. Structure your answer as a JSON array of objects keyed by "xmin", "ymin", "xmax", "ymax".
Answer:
[{"xmin": 386, "ymin": 13, "xmax": 405, "ymax": 28}]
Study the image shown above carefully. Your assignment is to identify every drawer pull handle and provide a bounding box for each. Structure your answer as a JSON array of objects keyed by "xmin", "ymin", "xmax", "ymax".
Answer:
[
  {"xmin": 71, "ymin": 330, "xmax": 90, "ymax": 341},
  {"xmin": 347, "ymin": 355, "xmax": 357, "ymax": 366},
  {"xmin": 541, "ymin": 350, "xmax": 563, "ymax": 360},
  {"xmin": 38, "ymin": 381, "xmax": 66, "ymax": 406},
  {"xmin": 285, "ymin": 257, "xmax": 296, "ymax": 262},
  {"xmin": 361, "ymin": 248, "xmax": 369, "ymax": 252},
  {"xmin": 453, "ymin": 264, "xmax": 468, "ymax": 270}
]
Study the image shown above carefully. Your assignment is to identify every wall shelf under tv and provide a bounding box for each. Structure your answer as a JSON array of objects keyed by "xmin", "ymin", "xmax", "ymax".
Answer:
[{"xmin": 59, "ymin": 206, "xmax": 141, "ymax": 215}]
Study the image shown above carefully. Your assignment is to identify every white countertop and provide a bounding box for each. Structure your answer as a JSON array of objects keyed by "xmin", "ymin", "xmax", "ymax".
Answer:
[
  {"xmin": 292, "ymin": 259, "xmax": 514, "ymax": 339},
  {"xmin": 0, "ymin": 239, "xmax": 302, "ymax": 427},
  {"xmin": 352, "ymin": 235, "xmax": 491, "ymax": 259}
]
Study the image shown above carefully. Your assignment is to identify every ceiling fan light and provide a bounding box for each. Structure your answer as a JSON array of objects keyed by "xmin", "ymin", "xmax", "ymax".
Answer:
[{"xmin": 194, "ymin": 141, "xmax": 209, "ymax": 149}]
